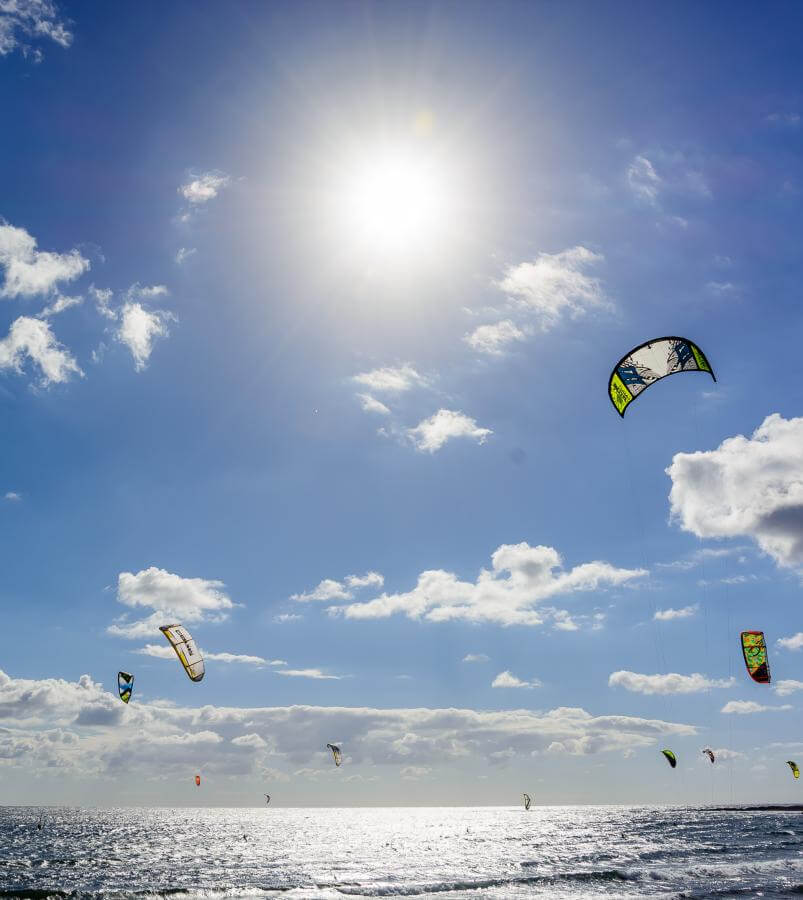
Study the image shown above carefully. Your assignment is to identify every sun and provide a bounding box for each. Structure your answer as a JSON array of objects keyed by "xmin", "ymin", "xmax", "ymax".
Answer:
[{"xmin": 329, "ymin": 143, "xmax": 453, "ymax": 260}]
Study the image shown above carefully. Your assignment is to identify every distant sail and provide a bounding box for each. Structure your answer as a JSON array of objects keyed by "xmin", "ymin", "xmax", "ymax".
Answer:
[
  {"xmin": 117, "ymin": 671, "xmax": 134, "ymax": 704},
  {"xmin": 740, "ymin": 631, "xmax": 770, "ymax": 684},
  {"xmin": 265, "ymin": 794, "xmax": 271, "ymax": 805},
  {"xmin": 327, "ymin": 743, "xmax": 342, "ymax": 766},
  {"xmin": 523, "ymin": 793, "xmax": 531, "ymax": 810},
  {"xmin": 787, "ymin": 761, "xmax": 800, "ymax": 779},
  {"xmin": 702, "ymin": 748, "xmax": 715, "ymax": 764},
  {"xmin": 195, "ymin": 774, "xmax": 201, "ymax": 787},
  {"xmin": 662, "ymin": 749, "xmax": 677, "ymax": 769},
  {"xmin": 160, "ymin": 624, "xmax": 205, "ymax": 682}
]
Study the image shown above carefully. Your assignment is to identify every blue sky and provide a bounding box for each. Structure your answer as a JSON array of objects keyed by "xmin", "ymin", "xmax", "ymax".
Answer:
[{"xmin": 1, "ymin": 0, "xmax": 803, "ymax": 806}]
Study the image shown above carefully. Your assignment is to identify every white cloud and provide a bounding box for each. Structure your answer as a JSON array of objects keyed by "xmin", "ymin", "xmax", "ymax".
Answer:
[
  {"xmin": 179, "ymin": 172, "xmax": 231, "ymax": 205},
  {"xmin": 331, "ymin": 542, "xmax": 645, "ymax": 627},
  {"xmin": 706, "ymin": 281, "xmax": 737, "ymax": 296},
  {"xmin": 135, "ymin": 645, "xmax": 284, "ymax": 667},
  {"xmin": 497, "ymin": 246, "xmax": 607, "ymax": 328},
  {"xmin": 357, "ymin": 393, "xmax": 391, "ymax": 415},
  {"xmin": 774, "ymin": 680, "xmax": 803, "ymax": 697},
  {"xmin": 400, "ymin": 765, "xmax": 432, "ymax": 780},
  {"xmin": 0, "ymin": 222, "xmax": 88, "ymax": 298},
  {"xmin": 464, "ymin": 319, "xmax": 528, "ymax": 355},
  {"xmin": 107, "ymin": 567, "xmax": 234, "ymax": 639},
  {"xmin": 175, "ymin": 247, "xmax": 197, "ymax": 264},
  {"xmin": 4, "ymin": 491, "xmax": 20, "ymax": 502},
  {"xmin": 667, "ymin": 414, "xmax": 803, "ymax": 568},
  {"xmin": 777, "ymin": 633, "xmax": 803, "ymax": 651},
  {"xmin": 407, "ymin": 409, "xmax": 492, "ymax": 453},
  {"xmin": 275, "ymin": 669, "xmax": 342, "ymax": 680},
  {"xmin": 721, "ymin": 700, "xmax": 792, "ymax": 715},
  {"xmin": 492, "ymin": 671, "xmax": 541, "ymax": 689},
  {"xmin": 609, "ymin": 671, "xmax": 734, "ymax": 695},
  {"xmin": 767, "ymin": 112, "xmax": 800, "ymax": 128},
  {"xmin": 116, "ymin": 302, "xmax": 174, "ymax": 371},
  {"xmin": 352, "ymin": 365, "xmax": 428, "ymax": 395},
  {"xmin": 653, "ymin": 605, "xmax": 698, "ymax": 621},
  {"xmin": 89, "ymin": 285, "xmax": 115, "ymax": 320},
  {"xmin": 292, "ymin": 572, "xmax": 383, "ymax": 604},
  {"xmin": 274, "ymin": 613, "xmax": 302, "ymax": 623},
  {"xmin": 0, "ymin": 316, "xmax": 82, "ymax": 385},
  {"xmin": 38, "ymin": 293, "xmax": 82, "ymax": 317},
  {"xmin": 462, "ymin": 653, "xmax": 489, "ymax": 664},
  {"xmin": 0, "ymin": 1, "xmax": 72, "ymax": 58},
  {"xmin": 627, "ymin": 155, "xmax": 662, "ymax": 204}
]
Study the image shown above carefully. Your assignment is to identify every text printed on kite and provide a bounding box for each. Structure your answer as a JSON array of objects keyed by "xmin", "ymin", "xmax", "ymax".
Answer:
[
  {"xmin": 117, "ymin": 671, "xmax": 133, "ymax": 704},
  {"xmin": 327, "ymin": 743, "xmax": 342, "ymax": 767},
  {"xmin": 741, "ymin": 631, "xmax": 771, "ymax": 684},
  {"xmin": 160, "ymin": 624, "xmax": 205, "ymax": 682},
  {"xmin": 608, "ymin": 337, "xmax": 715, "ymax": 416}
]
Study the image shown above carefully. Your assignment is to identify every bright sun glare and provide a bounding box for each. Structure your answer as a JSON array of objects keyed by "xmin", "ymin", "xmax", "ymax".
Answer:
[{"xmin": 332, "ymin": 146, "xmax": 452, "ymax": 259}]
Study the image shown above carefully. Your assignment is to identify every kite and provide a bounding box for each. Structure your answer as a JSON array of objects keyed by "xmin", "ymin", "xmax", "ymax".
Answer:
[
  {"xmin": 740, "ymin": 631, "xmax": 770, "ymax": 684},
  {"xmin": 608, "ymin": 337, "xmax": 715, "ymax": 416},
  {"xmin": 265, "ymin": 794, "xmax": 271, "ymax": 805},
  {"xmin": 327, "ymin": 743, "xmax": 342, "ymax": 767},
  {"xmin": 117, "ymin": 671, "xmax": 134, "ymax": 704},
  {"xmin": 787, "ymin": 761, "xmax": 800, "ymax": 779},
  {"xmin": 160, "ymin": 624, "xmax": 205, "ymax": 682},
  {"xmin": 195, "ymin": 775, "xmax": 201, "ymax": 787},
  {"xmin": 523, "ymin": 793, "xmax": 531, "ymax": 811},
  {"xmin": 661, "ymin": 749, "xmax": 677, "ymax": 769},
  {"xmin": 702, "ymin": 748, "xmax": 715, "ymax": 764}
]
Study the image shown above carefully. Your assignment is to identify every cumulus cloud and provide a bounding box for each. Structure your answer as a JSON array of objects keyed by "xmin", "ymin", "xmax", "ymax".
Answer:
[
  {"xmin": 116, "ymin": 302, "xmax": 174, "ymax": 371},
  {"xmin": 667, "ymin": 414, "xmax": 803, "ymax": 569},
  {"xmin": 497, "ymin": 246, "xmax": 607, "ymax": 328},
  {"xmin": 774, "ymin": 680, "xmax": 803, "ymax": 697},
  {"xmin": 721, "ymin": 700, "xmax": 792, "ymax": 715},
  {"xmin": 292, "ymin": 572, "xmax": 384, "ymax": 604},
  {"xmin": 0, "ymin": 0, "xmax": 72, "ymax": 59},
  {"xmin": 464, "ymin": 319, "xmax": 528, "ymax": 355},
  {"xmin": 352, "ymin": 365, "xmax": 428, "ymax": 395},
  {"xmin": 491, "ymin": 671, "xmax": 541, "ymax": 689},
  {"xmin": 0, "ymin": 316, "xmax": 82, "ymax": 385},
  {"xmin": 38, "ymin": 294, "xmax": 82, "ymax": 317},
  {"xmin": 653, "ymin": 605, "xmax": 698, "ymax": 621},
  {"xmin": 609, "ymin": 671, "xmax": 734, "ymax": 695},
  {"xmin": 4, "ymin": 491, "xmax": 20, "ymax": 501},
  {"xmin": 0, "ymin": 221, "xmax": 88, "ymax": 298},
  {"xmin": 179, "ymin": 172, "xmax": 231, "ymax": 205},
  {"xmin": 330, "ymin": 542, "xmax": 645, "ymax": 627},
  {"xmin": 107, "ymin": 567, "xmax": 234, "ymax": 639},
  {"xmin": 407, "ymin": 409, "xmax": 492, "ymax": 453},
  {"xmin": 777, "ymin": 633, "xmax": 803, "ymax": 651},
  {"xmin": 357, "ymin": 393, "xmax": 391, "ymax": 415}
]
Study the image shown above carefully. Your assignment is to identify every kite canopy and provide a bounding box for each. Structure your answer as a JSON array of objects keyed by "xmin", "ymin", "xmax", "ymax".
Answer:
[
  {"xmin": 117, "ymin": 671, "xmax": 134, "ymax": 704},
  {"xmin": 523, "ymin": 793, "xmax": 531, "ymax": 810},
  {"xmin": 741, "ymin": 631, "xmax": 771, "ymax": 684},
  {"xmin": 160, "ymin": 624, "xmax": 205, "ymax": 682},
  {"xmin": 327, "ymin": 743, "xmax": 342, "ymax": 767},
  {"xmin": 195, "ymin": 775, "xmax": 201, "ymax": 786},
  {"xmin": 662, "ymin": 749, "xmax": 677, "ymax": 769},
  {"xmin": 608, "ymin": 337, "xmax": 715, "ymax": 416},
  {"xmin": 265, "ymin": 794, "xmax": 271, "ymax": 805},
  {"xmin": 788, "ymin": 761, "xmax": 800, "ymax": 779},
  {"xmin": 702, "ymin": 748, "xmax": 715, "ymax": 764}
]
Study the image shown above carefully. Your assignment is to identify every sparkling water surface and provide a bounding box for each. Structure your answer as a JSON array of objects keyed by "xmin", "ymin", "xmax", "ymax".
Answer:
[{"xmin": 1, "ymin": 805, "xmax": 802, "ymax": 899}]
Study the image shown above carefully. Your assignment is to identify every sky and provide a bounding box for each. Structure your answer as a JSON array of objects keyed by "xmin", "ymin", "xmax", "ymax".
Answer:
[{"xmin": 1, "ymin": 0, "xmax": 803, "ymax": 807}]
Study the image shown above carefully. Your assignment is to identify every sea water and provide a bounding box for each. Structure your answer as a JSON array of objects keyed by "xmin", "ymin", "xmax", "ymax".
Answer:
[{"xmin": 0, "ymin": 805, "xmax": 801, "ymax": 898}]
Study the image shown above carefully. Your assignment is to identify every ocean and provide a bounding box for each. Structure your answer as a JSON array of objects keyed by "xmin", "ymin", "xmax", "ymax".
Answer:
[{"xmin": 1, "ymin": 805, "xmax": 801, "ymax": 899}]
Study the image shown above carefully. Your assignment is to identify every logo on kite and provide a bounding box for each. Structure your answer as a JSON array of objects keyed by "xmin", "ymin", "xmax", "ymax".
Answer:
[
  {"xmin": 608, "ymin": 337, "xmax": 715, "ymax": 416},
  {"xmin": 661, "ymin": 749, "xmax": 677, "ymax": 769},
  {"xmin": 740, "ymin": 631, "xmax": 770, "ymax": 684},
  {"xmin": 117, "ymin": 671, "xmax": 134, "ymax": 704},
  {"xmin": 787, "ymin": 761, "xmax": 800, "ymax": 779},
  {"xmin": 327, "ymin": 743, "xmax": 342, "ymax": 767},
  {"xmin": 195, "ymin": 775, "xmax": 201, "ymax": 787},
  {"xmin": 160, "ymin": 624, "xmax": 205, "ymax": 682},
  {"xmin": 523, "ymin": 793, "xmax": 531, "ymax": 811},
  {"xmin": 702, "ymin": 748, "xmax": 715, "ymax": 764}
]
